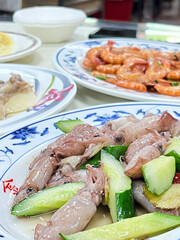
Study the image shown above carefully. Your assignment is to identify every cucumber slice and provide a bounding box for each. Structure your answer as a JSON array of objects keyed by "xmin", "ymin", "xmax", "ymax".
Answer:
[
  {"xmin": 11, "ymin": 182, "xmax": 85, "ymax": 216},
  {"xmin": 55, "ymin": 119, "xmax": 85, "ymax": 133},
  {"xmin": 164, "ymin": 137, "xmax": 180, "ymax": 172},
  {"xmin": 60, "ymin": 212, "xmax": 180, "ymax": 240},
  {"xmin": 103, "ymin": 145, "xmax": 128, "ymax": 160},
  {"xmin": 142, "ymin": 156, "xmax": 176, "ymax": 195},
  {"xmin": 79, "ymin": 145, "xmax": 128, "ymax": 170},
  {"xmin": 78, "ymin": 151, "xmax": 101, "ymax": 169},
  {"xmin": 101, "ymin": 150, "xmax": 134, "ymax": 222}
]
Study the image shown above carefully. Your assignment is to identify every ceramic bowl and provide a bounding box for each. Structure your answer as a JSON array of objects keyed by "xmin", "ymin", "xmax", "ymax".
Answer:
[{"xmin": 13, "ymin": 6, "xmax": 86, "ymax": 43}]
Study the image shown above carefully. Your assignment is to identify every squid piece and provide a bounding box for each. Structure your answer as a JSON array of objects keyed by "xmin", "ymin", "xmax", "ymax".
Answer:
[
  {"xmin": 46, "ymin": 169, "xmax": 88, "ymax": 188},
  {"xmin": 124, "ymin": 130, "xmax": 169, "ymax": 178},
  {"xmin": 12, "ymin": 149, "xmax": 57, "ymax": 206},
  {"xmin": 34, "ymin": 165, "xmax": 105, "ymax": 240},
  {"xmin": 49, "ymin": 124, "xmax": 108, "ymax": 159},
  {"xmin": 13, "ymin": 125, "xmax": 107, "ymax": 206},
  {"xmin": 100, "ymin": 114, "xmax": 140, "ymax": 145},
  {"xmin": 118, "ymin": 111, "xmax": 177, "ymax": 145},
  {"xmin": 100, "ymin": 111, "xmax": 177, "ymax": 145}
]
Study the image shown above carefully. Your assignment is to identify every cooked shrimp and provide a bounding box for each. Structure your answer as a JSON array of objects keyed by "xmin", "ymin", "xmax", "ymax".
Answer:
[
  {"xmin": 167, "ymin": 70, "xmax": 180, "ymax": 80},
  {"xmin": 116, "ymin": 57, "xmax": 148, "ymax": 82},
  {"xmin": 100, "ymin": 40, "xmax": 125, "ymax": 64},
  {"xmin": 116, "ymin": 80, "xmax": 147, "ymax": 92},
  {"xmin": 82, "ymin": 58, "xmax": 95, "ymax": 70},
  {"xmin": 121, "ymin": 46, "xmax": 143, "ymax": 59},
  {"xmin": 162, "ymin": 51, "xmax": 180, "ymax": 61},
  {"xmin": 106, "ymin": 77, "xmax": 147, "ymax": 92},
  {"xmin": 110, "ymin": 46, "xmax": 142, "ymax": 59},
  {"xmin": 92, "ymin": 70, "xmax": 108, "ymax": 79},
  {"xmin": 145, "ymin": 58, "xmax": 171, "ymax": 82},
  {"xmin": 140, "ymin": 49, "xmax": 180, "ymax": 61},
  {"xmin": 85, "ymin": 46, "xmax": 105, "ymax": 66},
  {"xmin": 95, "ymin": 64, "xmax": 120, "ymax": 74},
  {"xmin": 154, "ymin": 82, "xmax": 180, "ymax": 96},
  {"xmin": 34, "ymin": 165, "xmax": 105, "ymax": 240}
]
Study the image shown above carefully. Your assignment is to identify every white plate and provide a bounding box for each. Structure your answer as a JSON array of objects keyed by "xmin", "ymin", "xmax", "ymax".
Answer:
[
  {"xmin": 0, "ymin": 63, "xmax": 76, "ymax": 135},
  {"xmin": 0, "ymin": 102, "xmax": 179, "ymax": 240},
  {"xmin": 0, "ymin": 31, "xmax": 41, "ymax": 62},
  {"xmin": 53, "ymin": 38, "xmax": 180, "ymax": 102}
]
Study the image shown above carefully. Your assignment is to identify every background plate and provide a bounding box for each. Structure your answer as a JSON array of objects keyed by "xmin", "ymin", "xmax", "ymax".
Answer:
[
  {"xmin": 0, "ymin": 63, "xmax": 76, "ymax": 135},
  {"xmin": 0, "ymin": 102, "xmax": 179, "ymax": 240},
  {"xmin": 0, "ymin": 31, "xmax": 41, "ymax": 62},
  {"xmin": 53, "ymin": 38, "xmax": 180, "ymax": 102}
]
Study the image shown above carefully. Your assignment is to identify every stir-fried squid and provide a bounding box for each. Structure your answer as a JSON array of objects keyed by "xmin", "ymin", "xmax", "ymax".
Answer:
[
  {"xmin": 83, "ymin": 40, "xmax": 180, "ymax": 96},
  {"xmin": 12, "ymin": 111, "xmax": 180, "ymax": 240}
]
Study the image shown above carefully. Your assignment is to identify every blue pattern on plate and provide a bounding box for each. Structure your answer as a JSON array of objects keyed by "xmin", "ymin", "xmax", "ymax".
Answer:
[
  {"xmin": 0, "ymin": 147, "xmax": 13, "ymax": 165},
  {"xmin": 0, "ymin": 103, "xmax": 180, "ymax": 240}
]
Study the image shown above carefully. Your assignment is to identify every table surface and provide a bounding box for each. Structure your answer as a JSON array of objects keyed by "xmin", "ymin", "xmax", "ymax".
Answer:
[{"xmin": 0, "ymin": 20, "xmax": 141, "ymax": 115}]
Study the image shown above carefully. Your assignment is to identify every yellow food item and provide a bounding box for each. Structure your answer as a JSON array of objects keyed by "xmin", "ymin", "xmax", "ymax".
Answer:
[
  {"xmin": 143, "ymin": 184, "xmax": 180, "ymax": 209},
  {"xmin": 0, "ymin": 32, "xmax": 14, "ymax": 56}
]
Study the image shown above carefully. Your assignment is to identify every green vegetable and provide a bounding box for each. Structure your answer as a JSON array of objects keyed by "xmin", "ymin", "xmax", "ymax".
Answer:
[
  {"xmin": 157, "ymin": 61, "xmax": 163, "ymax": 68},
  {"xmin": 142, "ymin": 155, "xmax": 176, "ymax": 195},
  {"xmin": 78, "ymin": 151, "xmax": 101, "ymax": 169},
  {"xmin": 164, "ymin": 137, "xmax": 180, "ymax": 172},
  {"xmin": 55, "ymin": 119, "xmax": 85, "ymax": 133},
  {"xmin": 171, "ymin": 82, "xmax": 179, "ymax": 86},
  {"xmin": 78, "ymin": 145, "xmax": 128, "ymax": 170},
  {"xmin": 103, "ymin": 145, "xmax": 128, "ymax": 159},
  {"xmin": 101, "ymin": 150, "xmax": 134, "ymax": 222},
  {"xmin": 94, "ymin": 75, "xmax": 106, "ymax": 80},
  {"xmin": 60, "ymin": 212, "xmax": 180, "ymax": 240},
  {"xmin": 11, "ymin": 182, "xmax": 85, "ymax": 216}
]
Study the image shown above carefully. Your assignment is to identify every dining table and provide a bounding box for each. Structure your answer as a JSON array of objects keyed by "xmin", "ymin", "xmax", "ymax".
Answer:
[{"xmin": 0, "ymin": 17, "xmax": 180, "ymax": 240}]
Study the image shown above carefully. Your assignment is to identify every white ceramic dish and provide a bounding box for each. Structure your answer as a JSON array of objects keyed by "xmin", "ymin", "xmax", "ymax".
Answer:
[
  {"xmin": 0, "ymin": 31, "xmax": 41, "ymax": 63},
  {"xmin": 13, "ymin": 6, "xmax": 86, "ymax": 43},
  {"xmin": 0, "ymin": 102, "xmax": 179, "ymax": 240},
  {"xmin": 0, "ymin": 63, "xmax": 76, "ymax": 135},
  {"xmin": 53, "ymin": 38, "xmax": 180, "ymax": 102}
]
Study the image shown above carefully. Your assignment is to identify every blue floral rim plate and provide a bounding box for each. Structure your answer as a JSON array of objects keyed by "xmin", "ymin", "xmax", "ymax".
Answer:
[
  {"xmin": 53, "ymin": 38, "xmax": 180, "ymax": 102},
  {"xmin": 0, "ymin": 63, "xmax": 76, "ymax": 135},
  {"xmin": 0, "ymin": 102, "xmax": 179, "ymax": 240}
]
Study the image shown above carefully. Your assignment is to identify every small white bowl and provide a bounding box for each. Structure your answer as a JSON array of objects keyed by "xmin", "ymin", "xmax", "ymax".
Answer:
[{"xmin": 13, "ymin": 6, "xmax": 86, "ymax": 43}]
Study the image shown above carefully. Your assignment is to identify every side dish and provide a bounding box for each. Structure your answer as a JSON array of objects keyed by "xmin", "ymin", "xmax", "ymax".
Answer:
[
  {"xmin": 0, "ymin": 73, "xmax": 36, "ymax": 119},
  {"xmin": 11, "ymin": 111, "xmax": 180, "ymax": 240},
  {"xmin": 82, "ymin": 40, "xmax": 180, "ymax": 96}
]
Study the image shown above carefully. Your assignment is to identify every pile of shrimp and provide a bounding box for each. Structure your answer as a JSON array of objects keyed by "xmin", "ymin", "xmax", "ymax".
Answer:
[{"xmin": 82, "ymin": 40, "xmax": 180, "ymax": 96}]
